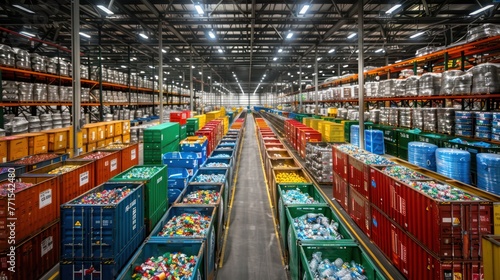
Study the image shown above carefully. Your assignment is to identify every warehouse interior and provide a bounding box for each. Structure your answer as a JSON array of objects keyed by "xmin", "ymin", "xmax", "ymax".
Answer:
[{"xmin": 1, "ymin": 1, "xmax": 500, "ymax": 280}]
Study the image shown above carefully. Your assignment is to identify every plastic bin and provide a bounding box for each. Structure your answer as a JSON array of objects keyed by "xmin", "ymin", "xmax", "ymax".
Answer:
[
  {"xmin": 109, "ymin": 165, "xmax": 167, "ymax": 233},
  {"xmin": 167, "ymin": 167, "xmax": 189, "ymax": 190},
  {"xmin": 163, "ymin": 152, "xmax": 199, "ymax": 177},
  {"xmin": 72, "ymin": 150, "xmax": 121, "ymax": 186}
]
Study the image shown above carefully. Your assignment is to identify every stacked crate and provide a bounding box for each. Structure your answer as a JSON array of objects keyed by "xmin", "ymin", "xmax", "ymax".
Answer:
[
  {"xmin": 60, "ymin": 182, "xmax": 146, "ymax": 279},
  {"xmin": 170, "ymin": 111, "xmax": 188, "ymax": 141},
  {"xmin": 322, "ymin": 122, "xmax": 345, "ymax": 142},
  {"xmin": 143, "ymin": 122, "xmax": 180, "ymax": 164},
  {"xmin": 180, "ymin": 136, "xmax": 209, "ymax": 166},
  {"xmin": 206, "ymin": 111, "xmax": 221, "ymax": 122},
  {"xmin": 186, "ymin": 118, "xmax": 199, "ymax": 136},
  {"xmin": 194, "ymin": 114, "xmax": 207, "ymax": 128}
]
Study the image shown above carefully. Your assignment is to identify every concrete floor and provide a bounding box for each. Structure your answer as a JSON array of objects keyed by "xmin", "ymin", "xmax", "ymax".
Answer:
[{"xmin": 216, "ymin": 114, "xmax": 288, "ymax": 280}]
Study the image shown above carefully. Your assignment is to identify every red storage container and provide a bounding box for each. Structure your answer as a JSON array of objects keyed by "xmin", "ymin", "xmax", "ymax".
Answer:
[
  {"xmin": 73, "ymin": 150, "xmax": 122, "ymax": 186},
  {"xmin": 348, "ymin": 154, "xmax": 371, "ymax": 199},
  {"xmin": 348, "ymin": 186, "xmax": 371, "ymax": 238},
  {"xmin": 98, "ymin": 143, "xmax": 139, "ymax": 171},
  {"xmin": 0, "ymin": 221, "xmax": 60, "ymax": 280},
  {"xmin": 369, "ymin": 166, "xmax": 392, "ymax": 215},
  {"xmin": 333, "ymin": 146, "xmax": 349, "ymax": 182},
  {"xmin": 299, "ymin": 127, "xmax": 322, "ymax": 145},
  {"xmin": 371, "ymin": 207, "xmax": 484, "ymax": 280},
  {"xmin": 333, "ymin": 173, "xmax": 348, "ymax": 210},
  {"xmin": 170, "ymin": 111, "xmax": 188, "ymax": 125},
  {"xmin": 372, "ymin": 166, "xmax": 492, "ymax": 260},
  {"xmin": 0, "ymin": 177, "xmax": 59, "ymax": 251},
  {"xmin": 24, "ymin": 160, "xmax": 95, "ymax": 204}
]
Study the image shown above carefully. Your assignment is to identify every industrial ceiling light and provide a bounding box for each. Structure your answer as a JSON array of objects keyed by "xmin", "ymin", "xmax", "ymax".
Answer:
[
  {"xmin": 375, "ymin": 48, "xmax": 384, "ymax": 53},
  {"xmin": 20, "ymin": 31, "xmax": 35, "ymax": 37},
  {"xmin": 410, "ymin": 31, "xmax": 425, "ymax": 38},
  {"xmin": 328, "ymin": 48, "xmax": 335, "ymax": 53},
  {"xmin": 79, "ymin": 32, "xmax": 91, "ymax": 38},
  {"xmin": 208, "ymin": 31, "xmax": 216, "ymax": 39},
  {"xmin": 317, "ymin": 57, "xmax": 322, "ymax": 61},
  {"xmin": 162, "ymin": 49, "xmax": 167, "ymax": 53},
  {"xmin": 299, "ymin": 4, "xmax": 310, "ymax": 15},
  {"xmin": 194, "ymin": 4, "xmax": 204, "ymax": 15},
  {"xmin": 278, "ymin": 48, "xmax": 283, "ymax": 53},
  {"xmin": 343, "ymin": 64, "xmax": 349, "ymax": 68},
  {"xmin": 12, "ymin": 4, "xmax": 35, "ymax": 14},
  {"xmin": 97, "ymin": 5, "xmax": 114, "ymax": 15},
  {"xmin": 395, "ymin": 59, "xmax": 402, "ymax": 63},
  {"xmin": 385, "ymin": 4, "xmax": 402, "ymax": 14},
  {"xmin": 347, "ymin": 33, "xmax": 357, "ymax": 39},
  {"xmin": 121, "ymin": 65, "xmax": 127, "ymax": 68},
  {"xmin": 138, "ymin": 32, "xmax": 149, "ymax": 39},
  {"xmin": 273, "ymin": 57, "xmax": 278, "ymax": 61},
  {"xmin": 470, "ymin": 5, "xmax": 494, "ymax": 15},
  {"xmin": 286, "ymin": 31, "xmax": 293, "ymax": 39},
  {"xmin": 175, "ymin": 57, "xmax": 181, "ymax": 61},
  {"xmin": 218, "ymin": 49, "xmax": 223, "ymax": 53}
]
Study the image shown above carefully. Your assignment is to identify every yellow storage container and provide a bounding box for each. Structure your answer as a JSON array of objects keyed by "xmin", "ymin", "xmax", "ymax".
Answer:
[
  {"xmin": 68, "ymin": 128, "xmax": 84, "ymax": 149},
  {"xmin": 302, "ymin": 117, "xmax": 312, "ymax": 127},
  {"xmin": 323, "ymin": 122, "xmax": 345, "ymax": 142},
  {"xmin": 87, "ymin": 143, "xmax": 97, "ymax": 152},
  {"xmin": 122, "ymin": 133, "xmax": 131, "ymax": 143},
  {"xmin": 7, "ymin": 136, "xmax": 29, "ymax": 161},
  {"xmin": 206, "ymin": 110, "xmax": 221, "ymax": 122},
  {"xmin": 0, "ymin": 139, "xmax": 8, "ymax": 163},
  {"xmin": 310, "ymin": 119, "xmax": 321, "ymax": 130},
  {"xmin": 113, "ymin": 136, "xmax": 123, "ymax": 143},
  {"xmin": 482, "ymin": 235, "xmax": 500, "ymax": 280},
  {"xmin": 328, "ymin": 107, "xmax": 338, "ymax": 116},
  {"xmin": 97, "ymin": 140, "xmax": 107, "ymax": 148},
  {"xmin": 122, "ymin": 120, "xmax": 131, "ymax": 134},
  {"xmin": 218, "ymin": 116, "xmax": 229, "ymax": 135},
  {"xmin": 194, "ymin": 114, "xmax": 207, "ymax": 128},
  {"xmin": 47, "ymin": 128, "xmax": 69, "ymax": 151},
  {"xmin": 106, "ymin": 122, "xmax": 115, "ymax": 138}
]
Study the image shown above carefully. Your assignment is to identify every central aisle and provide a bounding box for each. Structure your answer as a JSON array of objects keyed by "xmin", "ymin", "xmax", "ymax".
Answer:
[{"xmin": 217, "ymin": 113, "xmax": 288, "ymax": 280}]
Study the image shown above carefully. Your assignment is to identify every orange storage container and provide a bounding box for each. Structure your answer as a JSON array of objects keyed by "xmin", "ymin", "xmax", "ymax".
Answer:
[
  {"xmin": 0, "ymin": 140, "xmax": 7, "ymax": 163},
  {"xmin": 0, "ymin": 176, "xmax": 59, "ymax": 251},
  {"xmin": 6, "ymin": 136, "xmax": 29, "ymax": 161},
  {"xmin": 99, "ymin": 143, "xmax": 139, "ymax": 171}
]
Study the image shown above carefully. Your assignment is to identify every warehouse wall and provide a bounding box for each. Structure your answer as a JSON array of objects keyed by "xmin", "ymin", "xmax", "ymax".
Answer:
[{"xmin": 201, "ymin": 93, "xmax": 275, "ymax": 107}]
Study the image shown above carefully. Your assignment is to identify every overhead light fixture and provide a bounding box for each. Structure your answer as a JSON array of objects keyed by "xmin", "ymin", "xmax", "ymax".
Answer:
[
  {"xmin": 317, "ymin": 57, "xmax": 322, "ymax": 61},
  {"xmin": 347, "ymin": 33, "xmax": 356, "ymax": 39},
  {"xmin": 140, "ymin": 71, "xmax": 145, "ymax": 74},
  {"xmin": 273, "ymin": 57, "xmax": 277, "ymax": 61},
  {"xmin": 162, "ymin": 49, "xmax": 167, "ymax": 53},
  {"xmin": 410, "ymin": 31, "xmax": 425, "ymax": 38},
  {"xmin": 208, "ymin": 31, "xmax": 216, "ymax": 39},
  {"xmin": 175, "ymin": 57, "xmax": 180, "ymax": 61},
  {"xmin": 375, "ymin": 48, "xmax": 384, "ymax": 53},
  {"xmin": 138, "ymin": 32, "xmax": 149, "ymax": 39},
  {"xmin": 194, "ymin": 4, "xmax": 204, "ymax": 15},
  {"xmin": 20, "ymin": 31, "xmax": 35, "ymax": 38},
  {"xmin": 343, "ymin": 65, "xmax": 349, "ymax": 68},
  {"xmin": 299, "ymin": 4, "xmax": 310, "ymax": 15},
  {"xmin": 328, "ymin": 48, "xmax": 335, "ymax": 53},
  {"xmin": 179, "ymin": 75, "xmax": 182, "ymax": 78},
  {"xmin": 278, "ymin": 48, "xmax": 283, "ymax": 53},
  {"xmin": 191, "ymin": 66, "xmax": 195, "ymax": 69},
  {"xmin": 12, "ymin": 4, "xmax": 35, "ymax": 14},
  {"xmin": 470, "ymin": 5, "xmax": 494, "ymax": 15},
  {"xmin": 79, "ymin": 32, "xmax": 91, "ymax": 38},
  {"xmin": 286, "ymin": 31, "xmax": 293, "ymax": 39},
  {"xmin": 385, "ymin": 4, "xmax": 402, "ymax": 14},
  {"xmin": 395, "ymin": 59, "xmax": 402, "ymax": 63},
  {"xmin": 121, "ymin": 65, "xmax": 127, "ymax": 68},
  {"xmin": 199, "ymin": 71, "xmax": 202, "ymax": 75},
  {"xmin": 307, "ymin": 65, "xmax": 312, "ymax": 68},
  {"xmin": 218, "ymin": 49, "xmax": 223, "ymax": 53},
  {"xmin": 97, "ymin": 5, "xmax": 114, "ymax": 15},
  {"xmin": 149, "ymin": 65, "xmax": 154, "ymax": 68}
]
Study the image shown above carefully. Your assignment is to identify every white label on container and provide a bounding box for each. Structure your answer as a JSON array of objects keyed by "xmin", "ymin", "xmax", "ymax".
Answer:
[
  {"xmin": 131, "ymin": 149, "xmax": 137, "ymax": 160},
  {"xmin": 91, "ymin": 131, "xmax": 96, "ymax": 140},
  {"xmin": 41, "ymin": 236, "xmax": 53, "ymax": 257},
  {"xmin": 59, "ymin": 135, "xmax": 63, "ymax": 142},
  {"xmin": 197, "ymin": 152, "xmax": 202, "ymax": 159},
  {"xmin": 442, "ymin": 217, "xmax": 452, "ymax": 223},
  {"xmin": 110, "ymin": 126, "xmax": 113, "ymax": 133},
  {"xmin": 42, "ymin": 146, "xmax": 46, "ymax": 150},
  {"xmin": 39, "ymin": 189, "xmax": 52, "ymax": 209},
  {"xmin": 110, "ymin": 159, "xmax": 118, "ymax": 171},
  {"xmin": 2, "ymin": 157, "xmax": 6, "ymax": 163},
  {"xmin": 80, "ymin": 171, "xmax": 89, "ymax": 186},
  {"xmin": 157, "ymin": 176, "xmax": 163, "ymax": 184},
  {"xmin": 101, "ymin": 131, "xmax": 104, "ymax": 139}
]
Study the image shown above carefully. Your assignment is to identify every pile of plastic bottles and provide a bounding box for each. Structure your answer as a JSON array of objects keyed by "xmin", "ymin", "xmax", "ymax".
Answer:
[
  {"xmin": 292, "ymin": 214, "xmax": 343, "ymax": 240},
  {"xmin": 72, "ymin": 187, "xmax": 132, "ymax": 205},
  {"xmin": 131, "ymin": 253, "xmax": 198, "ymax": 280},
  {"xmin": 181, "ymin": 190, "xmax": 220, "ymax": 204},
  {"xmin": 282, "ymin": 189, "xmax": 318, "ymax": 204},
  {"xmin": 157, "ymin": 212, "xmax": 211, "ymax": 237},
  {"xmin": 308, "ymin": 252, "xmax": 367, "ymax": 280}
]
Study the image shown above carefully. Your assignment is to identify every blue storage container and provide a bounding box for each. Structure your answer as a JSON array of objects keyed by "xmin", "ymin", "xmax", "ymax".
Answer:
[
  {"xmin": 0, "ymin": 153, "xmax": 69, "ymax": 176},
  {"xmin": 61, "ymin": 182, "xmax": 145, "ymax": 260},
  {"xmin": 163, "ymin": 152, "xmax": 199, "ymax": 177},
  {"xmin": 167, "ymin": 188, "xmax": 182, "ymax": 206},
  {"xmin": 180, "ymin": 140, "xmax": 208, "ymax": 166},
  {"xmin": 60, "ymin": 227, "xmax": 145, "ymax": 280},
  {"xmin": 167, "ymin": 167, "xmax": 190, "ymax": 190},
  {"xmin": 116, "ymin": 240, "xmax": 205, "ymax": 280},
  {"xmin": 210, "ymin": 149, "xmax": 235, "ymax": 161},
  {"xmin": 150, "ymin": 206, "xmax": 217, "ymax": 280},
  {"xmin": 0, "ymin": 165, "xmax": 25, "ymax": 181},
  {"xmin": 202, "ymin": 157, "xmax": 233, "ymax": 192},
  {"xmin": 190, "ymin": 168, "xmax": 229, "ymax": 187}
]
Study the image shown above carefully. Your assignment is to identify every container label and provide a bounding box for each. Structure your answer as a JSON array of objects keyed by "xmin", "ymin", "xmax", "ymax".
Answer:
[
  {"xmin": 39, "ymin": 189, "xmax": 52, "ymax": 209},
  {"xmin": 197, "ymin": 152, "xmax": 202, "ymax": 159},
  {"xmin": 101, "ymin": 131, "xmax": 104, "ymax": 139},
  {"xmin": 59, "ymin": 135, "xmax": 63, "ymax": 142},
  {"xmin": 131, "ymin": 149, "xmax": 137, "ymax": 160},
  {"xmin": 41, "ymin": 236, "xmax": 53, "ymax": 257},
  {"xmin": 80, "ymin": 171, "xmax": 89, "ymax": 186},
  {"xmin": 157, "ymin": 176, "xmax": 163, "ymax": 184},
  {"xmin": 110, "ymin": 126, "xmax": 113, "ymax": 133},
  {"xmin": 110, "ymin": 159, "xmax": 118, "ymax": 171},
  {"xmin": 91, "ymin": 131, "xmax": 96, "ymax": 140},
  {"xmin": 2, "ymin": 157, "xmax": 6, "ymax": 163}
]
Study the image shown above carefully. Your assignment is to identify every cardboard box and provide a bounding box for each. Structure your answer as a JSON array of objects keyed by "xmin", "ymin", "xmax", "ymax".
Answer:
[
  {"xmin": 114, "ymin": 121, "xmax": 123, "ymax": 136},
  {"xmin": 68, "ymin": 128, "xmax": 83, "ymax": 149},
  {"xmin": 87, "ymin": 143, "xmax": 97, "ymax": 152},
  {"xmin": 97, "ymin": 140, "xmax": 106, "ymax": 148},
  {"xmin": 0, "ymin": 140, "xmax": 8, "ymax": 163},
  {"xmin": 122, "ymin": 133, "xmax": 130, "ymax": 143},
  {"xmin": 82, "ymin": 128, "xmax": 89, "ymax": 144},
  {"xmin": 122, "ymin": 120, "xmax": 131, "ymax": 134},
  {"xmin": 7, "ymin": 136, "xmax": 29, "ymax": 161},
  {"xmin": 30, "ymin": 133, "xmax": 48, "ymax": 155},
  {"xmin": 47, "ymin": 129, "xmax": 68, "ymax": 151},
  {"xmin": 106, "ymin": 122, "xmax": 115, "ymax": 138},
  {"xmin": 97, "ymin": 125, "xmax": 106, "ymax": 141},
  {"xmin": 113, "ymin": 136, "xmax": 122, "ymax": 143}
]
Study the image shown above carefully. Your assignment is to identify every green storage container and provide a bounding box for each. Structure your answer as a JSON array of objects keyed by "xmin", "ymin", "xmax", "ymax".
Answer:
[
  {"xmin": 143, "ymin": 140, "xmax": 180, "ymax": 165},
  {"xmin": 299, "ymin": 243, "xmax": 385, "ymax": 280},
  {"xmin": 277, "ymin": 184, "xmax": 328, "ymax": 254},
  {"xmin": 110, "ymin": 165, "xmax": 168, "ymax": 233},
  {"xmin": 398, "ymin": 147, "xmax": 408, "ymax": 161},
  {"xmin": 396, "ymin": 128, "xmax": 420, "ymax": 150},
  {"xmin": 286, "ymin": 206, "xmax": 354, "ymax": 280},
  {"xmin": 373, "ymin": 124, "xmax": 398, "ymax": 145},
  {"xmin": 180, "ymin": 125, "xmax": 187, "ymax": 139},
  {"xmin": 143, "ymin": 122, "xmax": 180, "ymax": 145},
  {"xmin": 416, "ymin": 133, "xmax": 452, "ymax": 148},
  {"xmin": 385, "ymin": 142, "xmax": 398, "ymax": 157}
]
